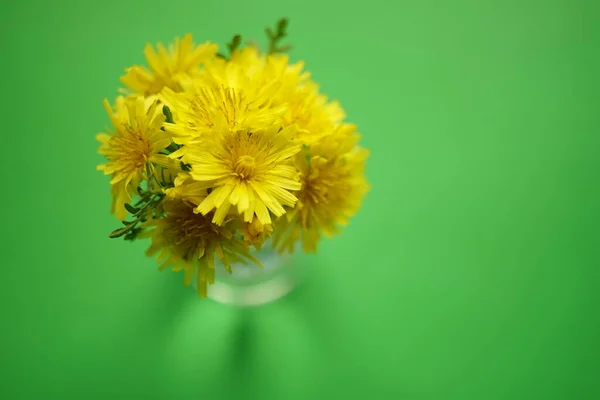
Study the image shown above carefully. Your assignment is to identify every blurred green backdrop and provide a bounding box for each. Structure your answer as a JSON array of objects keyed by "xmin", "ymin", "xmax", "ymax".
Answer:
[{"xmin": 1, "ymin": 0, "xmax": 599, "ymax": 398}]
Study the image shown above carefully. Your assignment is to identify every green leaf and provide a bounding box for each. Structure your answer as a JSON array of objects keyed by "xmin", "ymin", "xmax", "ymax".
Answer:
[
  {"xmin": 226, "ymin": 34, "xmax": 242, "ymax": 54},
  {"xmin": 166, "ymin": 142, "xmax": 181, "ymax": 153},
  {"xmin": 124, "ymin": 203, "xmax": 139, "ymax": 214},
  {"xmin": 162, "ymin": 105, "xmax": 174, "ymax": 124},
  {"xmin": 121, "ymin": 220, "xmax": 134, "ymax": 226},
  {"xmin": 231, "ymin": 34, "xmax": 241, "ymax": 49},
  {"xmin": 109, "ymin": 228, "xmax": 128, "ymax": 239},
  {"xmin": 134, "ymin": 194, "xmax": 150, "ymax": 207},
  {"xmin": 109, "ymin": 225, "xmax": 132, "ymax": 239},
  {"xmin": 109, "ymin": 220, "xmax": 137, "ymax": 238},
  {"xmin": 266, "ymin": 18, "xmax": 292, "ymax": 54},
  {"xmin": 277, "ymin": 18, "xmax": 288, "ymax": 34},
  {"xmin": 124, "ymin": 228, "xmax": 142, "ymax": 241},
  {"xmin": 277, "ymin": 44, "xmax": 293, "ymax": 53}
]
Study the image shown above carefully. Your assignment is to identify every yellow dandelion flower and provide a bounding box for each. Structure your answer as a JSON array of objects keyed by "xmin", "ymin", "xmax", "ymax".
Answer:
[
  {"xmin": 96, "ymin": 95, "xmax": 176, "ymax": 219},
  {"xmin": 226, "ymin": 48, "xmax": 345, "ymax": 145},
  {"xmin": 160, "ymin": 51, "xmax": 288, "ymax": 152},
  {"xmin": 163, "ymin": 171, "xmax": 208, "ymax": 206},
  {"xmin": 139, "ymin": 199, "xmax": 260, "ymax": 297},
  {"xmin": 240, "ymin": 218, "xmax": 274, "ymax": 250},
  {"xmin": 217, "ymin": 47, "xmax": 302, "ymax": 99},
  {"xmin": 228, "ymin": 46, "xmax": 265, "ymax": 73},
  {"xmin": 164, "ymin": 169, "xmax": 275, "ymax": 250},
  {"xmin": 273, "ymin": 123, "xmax": 370, "ymax": 253},
  {"xmin": 185, "ymin": 125, "xmax": 302, "ymax": 226},
  {"xmin": 161, "ymin": 84, "xmax": 286, "ymax": 151},
  {"xmin": 279, "ymin": 80, "xmax": 346, "ymax": 144},
  {"xmin": 226, "ymin": 48, "xmax": 308, "ymax": 94},
  {"xmin": 120, "ymin": 34, "xmax": 218, "ymax": 97},
  {"xmin": 225, "ymin": 48, "xmax": 332, "ymax": 139}
]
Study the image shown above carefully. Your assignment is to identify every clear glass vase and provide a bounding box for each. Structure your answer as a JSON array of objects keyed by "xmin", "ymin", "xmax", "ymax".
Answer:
[{"xmin": 192, "ymin": 240, "xmax": 303, "ymax": 306}]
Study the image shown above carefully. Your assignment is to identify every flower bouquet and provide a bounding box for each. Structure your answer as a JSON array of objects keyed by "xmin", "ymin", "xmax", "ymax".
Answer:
[{"xmin": 96, "ymin": 19, "xmax": 370, "ymax": 298}]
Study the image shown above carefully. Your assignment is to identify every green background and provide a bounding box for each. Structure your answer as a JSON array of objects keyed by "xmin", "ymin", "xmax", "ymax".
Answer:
[{"xmin": 2, "ymin": 0, "xmax": 599, "ymax": 398}]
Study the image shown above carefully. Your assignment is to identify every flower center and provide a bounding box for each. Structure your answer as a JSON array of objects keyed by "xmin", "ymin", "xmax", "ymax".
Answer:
[
  {"xmin": 234, "ymin": 155, "xmax": 257, "ymax": 179},
  {"xmin": 119, "ymin": 126, "xmax": 152, "ymax": 170},
  {"xmin": 166, "ymin": 206, "xmax": 220, "ymax": 260}
]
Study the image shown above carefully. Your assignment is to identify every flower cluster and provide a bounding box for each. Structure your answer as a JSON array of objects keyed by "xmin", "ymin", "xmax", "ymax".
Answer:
[{"xmin": 96, "ymin": 19, "xmax": 370, "ymax": 297}]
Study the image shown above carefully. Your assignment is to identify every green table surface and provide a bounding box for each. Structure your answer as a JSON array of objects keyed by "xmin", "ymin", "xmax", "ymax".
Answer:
[{"xmin": 2, "ymin": 0, "xmax": 599, "ymax": 398}]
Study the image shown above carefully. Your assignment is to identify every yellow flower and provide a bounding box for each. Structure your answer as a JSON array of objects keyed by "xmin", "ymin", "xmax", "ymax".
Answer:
[
  {"xmin": 280, "ymin": 81, "xmax": 346, "ymax": 144},
  {"xmin": 224, "ymin": 49, "xmax": 336, "ymax": 141},
  {"xmin": 227, "ymin": 48, "xmax": 308, "ymax": 95},
  {"xmin": 231, "ymin": 49, "xmax": 345, "ymax": 145},
  {"xmin": 96, "ymin": 96, "xmax": 175, "ymax": 219},
  {"xmin": 240, "ymin": 218, "xmax": 273, "ymax": 250},
  {"xmin": 161, "ymin": 85, "xmax": 286, "ymax": 152},
  {"xmin": 163, "ymin": 171, "xmax": 208, "ymax": 207},
  {"xmin": 184, "ymin": 125, "xmax": 302, "ymax": 226},
  {"xmin": 160, "ymin": 50, "xmax": 288, "ymax": 153},
  {"xmin": 273, "ymin": 123, "xmax": 370, "ymax": 253},
  {"xmin": 120, "ymin": 34, "xmax": 218, "ymax": 96},
  {"xmin": 139, "ymin": 199, "xmax": 260, "ymax": 297},
  {"xmin": 160, "ymin": 47, "xmax": 344, "ymax": 153}
]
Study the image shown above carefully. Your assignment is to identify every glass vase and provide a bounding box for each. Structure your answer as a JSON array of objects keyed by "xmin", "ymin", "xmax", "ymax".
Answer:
[{"xmin": 192, "ymin": 240, "xmax": 303, "ymax": 306}]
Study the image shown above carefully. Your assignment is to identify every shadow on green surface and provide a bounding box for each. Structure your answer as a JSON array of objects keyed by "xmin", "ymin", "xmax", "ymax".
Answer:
[
  {"xmin": 99, "ymin": 250, "xmax": 375, "ymax": 398},
  {"xmin": 137, "ymin": 270, "xmax": 198, "ymax": 335},
  {"xmin": 219, "ymin": 253, "xmax": 357, "ymax": 399}
]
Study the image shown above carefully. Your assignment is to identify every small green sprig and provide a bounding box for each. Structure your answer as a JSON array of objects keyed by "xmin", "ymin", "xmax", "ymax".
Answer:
[
  {"xmin": 266, "ymin": 18, "xmax": 292, "ymax": 54},
  {"xmin": 217, "ymin": 34, "xmax": 243, "ymax": 59},
  {"xmin": 161, "ymin": 105, "xmax": 181, "ymax": 155},
  {"xmin": 108, "ymin": 104, "xmax": 189, "ymax": 241},
  {"xmin": 163, "ymin": 104, "xmax": 174, "ymax": 123},
  {"xmin": 108, "ymin": 188, "xmax": 165, "ymax": 240},
  {"xmin": 161, "ymin": 106, "xmax": 175, "ymax": 144},
  {"xmin": 216, "ymin": 18, "xmax": 291, "ymax": 59},
  {"xmin": 160, "ymin": 105, "xmax": 191, "ymax": 171}
]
